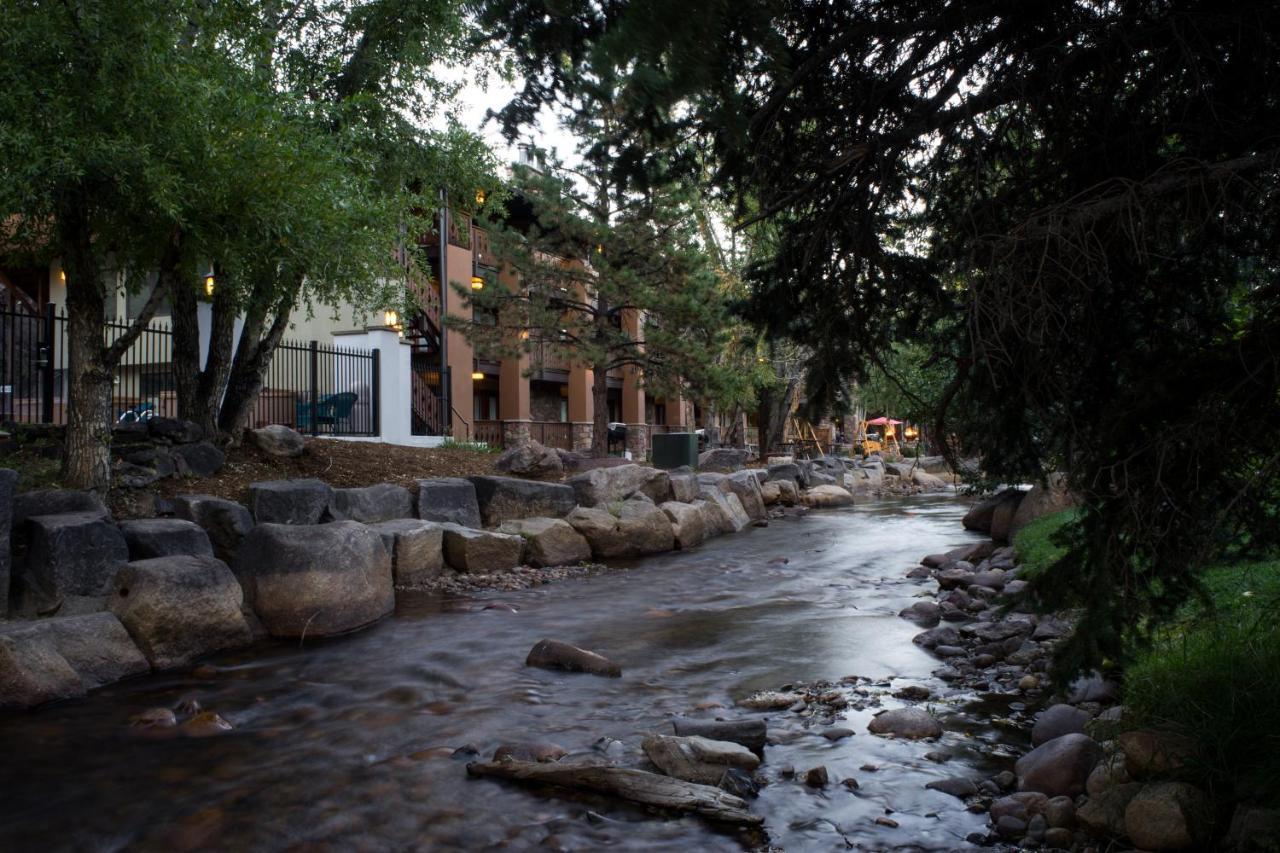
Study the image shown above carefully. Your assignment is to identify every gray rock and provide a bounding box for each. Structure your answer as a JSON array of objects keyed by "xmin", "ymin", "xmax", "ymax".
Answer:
[
  {"xmin": 234, "ymin": 521, "xmax": 393, "ymax": 638},
  {"xmin": 249, "ymin": 479, "xmax": 332, "ymax": 525},
  {"xmin": 720, "ymin": 470, "xmax": 766, "ymax": 521},
  {"xmin": 1118, "ymin": 729, "xmax": 1198, "ymax": 780},
  {"xmin": 1032, "ymin": 704, "xmax": 1091, "ymax": 746},
  {"xmin": 926, "ymin": 776, "xmax": 979, "ymax": 798},
  {"xmin": 170, "ymin": 494, "xmax": 255, "ymax": 563},
  {"xmin": 369, "ymin": 519, "xmax": 445, "ymax": 586},
  {"xmin": 1067, "ymin": 671, "xmax": 1120, "ymax": 704},
  {"xmin": 327, "ymin": 483, "xmax": 413, "ymax": 523},
  {"xmin": 493, "ymin": 440, "xmax": 563, "ymax": 479},
  {"xmin": 1016, "ymin": 733, "xmax": 1104, "ymax": 798},
  {"xmin": 697, "ymin": 448, "xmax": 749, "ymax": 472},
  {"xmin": 441, "ymin": 524, "xmax": 524, "ymax": 573},
  {"xmin": 660, "ymin": 501, "xmax": 708, "ymax": 549},
  {"xmin": 416, "ymin": 477, "xmax": 481, "ymax": 528},
  {"xmin": 699, "ymin": 489, "xmax": 750, "ymax": 533},
  {"xmin": 642, "ymin": 734, "xmax": 760, "ymax": 786},
  {"xmin": 12, "ymin": 489, "xmax": 108, "ymax": 528},
  {"xmin": 0, "ymin": 468, "xmax": 15, "ymax": 614},
  {"xmin": 564, "ymin": 464, "xmax": 654, "ymax": 507},
  {"xmin": 1009, "ymin": 473, "xmax": 1075, "ymax": 539},
  {"xmin": 110, "ymin": 555, "xmax": 253, "ymax": 669},
  {"xmin": 868, "ymin": 707, "xmax": 943, "ymax": 739},
  {"xmin": 766, "ymin": 462, "xmax": 802, "ymax": 487},
  {"xmin": 899, "ymin": 600, "xmax": 942, "ymax": 627},
  {"xmin": 564, "ymin": 506, "xmax": 630, "ymax": 559},
  {"xmin": 498, "ymin": 517, "xmax": 591, "ymax": 567},
  {"xmin": 117, "ymin": 518, "xmax": 214, "ymax": 560},
  {"xmin": 803, "ymin": 484, "xmax": 855, "ymax": 508},
  {"xmin": 669, "ymin": 472, "xmax": 699, "ymax": 503},
  {"xmin": 617, "ymin": 499, "xmax": 676, "ymax": 554},
  {"xmin": 468, "ymin": 475, "xmax": 576, "ymax": 527},
  {"xmin": 914, "ymin": 625, "xmax": 961, "ymax": 649},
  {"xmin": 1044, "ymin": 795, "xmax": 1075, "ymax": 829},
  {"xmin": 147, "ymin": 417, "xmax": 203, "ymax": 443},
  {"xmin": 671, "ymin": 718, "xmax": 767, "ymax": 753},
  {"xmin": 962, "ymin": 489, "xmax": 1025, "ymax": 537},
  {"xmin": 0, "ymin": 612, "xmax": 149, "ymax": 708},
  {"xmin": 1077, "ymin": 782, "xmax": 1142, "ymax": 838},
  {"xmin": 171, "ymin": 441, "xmax": 225, "ymax": 478},
  {"xmin": 26, "ymin": 512, "xmax": 129, "ymax": 598},
  {"xmin": 526, "ymin": 638, "xmax": 620, "ymax": 677},
  {"xmin": 248, "ymin": 424, "xmax": 306, "ymax": 458}
]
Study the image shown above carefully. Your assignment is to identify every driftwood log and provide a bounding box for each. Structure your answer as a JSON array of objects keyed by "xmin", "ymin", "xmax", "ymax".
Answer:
[{"xmin": 466, "ymin": 759, "xmax": 762, "ymax": 825}]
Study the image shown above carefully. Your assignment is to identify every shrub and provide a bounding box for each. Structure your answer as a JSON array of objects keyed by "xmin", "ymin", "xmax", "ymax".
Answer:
[
  {"xmin": 1013, "ymin": 507, "xmax": 1079, "ymax": 579},
  {"xmin": 438, "ymin": 438, "xmax": 498, "ymax": 454},
  {"xmin": 1123, "ymin": 558, "xmax": 1280, "ymax": 806}
]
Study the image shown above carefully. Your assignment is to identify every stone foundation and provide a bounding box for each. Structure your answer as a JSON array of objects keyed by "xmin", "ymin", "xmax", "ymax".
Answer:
[
  {"xmin": 572, "ymin": 422, "xmax": 594, "ymax": 451},
  {"xmin": 502, "ymin": 420, "xmax": 532, "ymax": 447}
]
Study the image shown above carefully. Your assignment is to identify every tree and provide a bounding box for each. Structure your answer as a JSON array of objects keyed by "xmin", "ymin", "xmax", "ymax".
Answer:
[
  {"xmin": 0, "ymin": 1, "xmax": 217, "ymax": 489},
  {"xmin": 480, "ymin": 0, "xmax": 1280, "ymax": 675}
]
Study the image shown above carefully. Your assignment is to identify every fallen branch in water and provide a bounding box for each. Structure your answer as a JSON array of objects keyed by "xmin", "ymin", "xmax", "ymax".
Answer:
[{"xmin": 466, "ymin": 759, "xmax": 763, "ymax": 825}]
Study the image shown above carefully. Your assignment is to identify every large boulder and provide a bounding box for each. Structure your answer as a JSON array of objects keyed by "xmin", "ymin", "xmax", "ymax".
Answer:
[
  {"xmin": 147, "ymin": 416, "xmax": 203, "ymax": 444},
  {"xmin": 172, "ymin": 441, "xmax": 225, "ymax": 478},
  {"xmin": 803, "ymin": 484, "xmax": 856, "ymax": 508},
  {"xmin": 234, "ymin": 521, "xmax": 393, "ymax": 638},
  {"xmin": 1077, "ymin": 782, "xmax": 1143, "ymax": 838},
  {"xmin": 12, "ymin": 489, "xmax": 108, "ymax": 528},
  {"xmin": 468, "ymin": 475, "xmax": 577, "ymax": 527},
  {"xmin": 699, "ymin": 489, "xmax": 750, "ymax": 533},
  {"xmin": 766, "ymin": 462, "xmax": 802, "ymax": 487},
  {"xmin": 758, "ymin": 481, "xmax": 781, "ymax": 506},
  {"xmin": 117, "ymin": 518, "xmax": 214, "ymax": 560},
  {"xmin": 642, "ymin": 734, "xmax": 761, "ymax": 786},
  {"xmin": 110, "ymin": 555, "xmax": 253, "ymax": 669},
  {"xmin": 25, "ymin": 511, "xmax": 129, "ymax": 600},
  {"xmin": 441, "ymin": 524, "xmax": 524, "ymax": 573},
  {"xmin": 498, "ymin": 517, "xmax": 591, "ymax": 567},
  {"xmin": 565, "ymin": 464, "xmax": 651, "ymax": 507},
  {"xmin": 369, "ymin": 519, "xmax": 444, "ymax": 586},
  {"xmin": 913, "ymin": 469, "xmax": 948, "ymax": 490},
  {"xmin": 868, "ymin": 707, "xmax": 944, "ymax": 739},
  {"xmin": 962, "ymin": 488, "xmax": 1025, "ymax": 537},
  {"xmin": 327, "ymin": 483, "xmax": 413, "ymax": 523},
  {"xmin": 0, "ymin": 468, "xmax": 16, "ymax": 612},
  {"xmin": 661, "ymin": 501, "xmax": 707, "ymax": 549},
  {"xmin": 697, "ymin": 448, "xmax": 749, "ymax": 473},
  {"xmin": 416, "ymin": 478, "xmax": 482, "ymax": 528},
  {"xmin": 564, "ymin": 502, "xmax": 675, "ymax": 559},
  {"xmin": 1124, "ymin": 782, "xmax": 1211, "ymax": 851},
  {"xmin": 1016, "ymin": 733, "xmax": 1104, "ymax": 798},
  {"xmin": 1118, "ymin": 729, "xmax": 1198, "ymax": 780},
  {"xmin": 1032, "ymin": 704, "xmax": 1091, "ymax": 747},
  {"xmin": 494, "ymin": 440, "xmax": 563, "ymax": 480},
  {"xmin": 0, "ymin": 612, "xmax": 149, "ymax": 708},
  {"xmin": 669, "ymin": 471, "xmax": 699, "ymax": 503},
  {"xmin": 526, "ymin": 638, "xmax": 620, "ymax": 677},
  {"xmin": 248, "ymin": 424, "xmax": 306, "ymax": 458},
  {"xmin": 721, "ymin": 470, "xmax": 766, "ymax": 521},
  {"xmin": 248, "ymin": 479, "xmax": 332, "ymax": 525},
  {"xmin": 1009, "ymin": 473, "xmax": 1075, "ymax": 538},
  {"xmin": 170, "ymin": 494, "xmax": 255, "ymax": 563},
  {"xmin": 775, "ymin": 479, "xmax": 799, "ymax": 506}
]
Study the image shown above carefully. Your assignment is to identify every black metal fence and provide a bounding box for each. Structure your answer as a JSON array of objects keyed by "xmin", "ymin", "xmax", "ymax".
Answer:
[{"xmin": 0, "ymin": 304, "xmax": 378, "ymax": 437}]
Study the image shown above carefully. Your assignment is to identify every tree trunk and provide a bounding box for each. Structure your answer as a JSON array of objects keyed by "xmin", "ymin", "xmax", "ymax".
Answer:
[
  {"xmin": 173, "ymin": 267, "xmax": 240, "ymax": 440},
  {"xmin": 591, "ymin": 363, "xmax": 608, "ymax": 457},
  {"xmin": 217, "ymin": 283, "xmax": 297, "ymax": 442},
  {"xmin": 60, "ymin": 214, "xmax": 113, "ymax": 490},
  {"xmin": 170, "ymin": 257, "xmax": 202, "ymax": 425}
]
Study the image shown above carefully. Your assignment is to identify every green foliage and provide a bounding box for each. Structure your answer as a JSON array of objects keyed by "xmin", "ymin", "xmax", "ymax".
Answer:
[
  {"xmin": 1125, "ymin": 558, "xmax": 1280, "ymax": 805},
  {"xmin": 1013, "ymin": 508, "xmax": 1079, "ymax": 580},
  {"xmin": 438, "ymin": 438, "xmax": 499, "ymax": 453}
]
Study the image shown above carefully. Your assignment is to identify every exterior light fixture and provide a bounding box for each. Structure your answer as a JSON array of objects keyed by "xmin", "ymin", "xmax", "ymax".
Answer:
[
  {"xmin": 595, "ymin": 244, "xmax": 603, "ymax": 254},
  {"xmin": 475, "ymin": 189, "xmax": 487, "ymax": 205},
  {"xmin": 470, "ymin": 371, "xmax": 485, "ymax": 381},
  {"xmin": 519, "ymin": 329, "xmax": 529, "ymax": 340},
  {"xmin": 204, "ymin": 275, "xmax": 216, "ymax": 297},
  {"xmin": 59, "ymin": 269, "xmax": 66, "ymax": 283},
  {"xmin": 471, "ymin": 275, "xmax": 485, "ymax": 290},
  {"xmin": 383, "ymin": 309, "xmax": 399, "ymax": 328}
]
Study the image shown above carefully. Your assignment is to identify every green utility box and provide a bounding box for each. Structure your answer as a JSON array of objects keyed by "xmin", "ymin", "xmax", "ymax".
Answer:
[{"xmin": 651, "ymin": 431, "xmax": 699, "ymax": 469}]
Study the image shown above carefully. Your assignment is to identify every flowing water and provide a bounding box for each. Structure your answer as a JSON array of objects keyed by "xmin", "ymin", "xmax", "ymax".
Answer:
[{"xmin": 0, "ymin": 494, "xmax": 1019, "ymax": 851}]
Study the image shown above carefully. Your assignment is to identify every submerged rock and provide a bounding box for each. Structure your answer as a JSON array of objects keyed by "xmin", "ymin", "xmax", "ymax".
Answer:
[
  {"xmin": 525, "ymin": 639, "xmax": 621, "ymax": 677},
  {"xmin": 867, "ymin": 707, "xmax": 943, "ymax": 739}
]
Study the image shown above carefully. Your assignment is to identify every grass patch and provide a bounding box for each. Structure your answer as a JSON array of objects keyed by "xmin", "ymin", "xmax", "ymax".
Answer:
[
  {"xmin": 1124, "ymin": 557, "xmax": 1280, "ymax": 805},
  {"xmin": 439, "ymin": 438, "xmax": 499, "ymax": 454},
  {"xmin": 1012, "ymin": 507, "xmax": 1078, "ymax": 579}
]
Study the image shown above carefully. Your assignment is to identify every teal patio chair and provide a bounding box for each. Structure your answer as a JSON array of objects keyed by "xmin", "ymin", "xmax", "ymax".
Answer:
[{"xmin": 296, "ymin": 391, "xmax": 358, "ymax": 434}]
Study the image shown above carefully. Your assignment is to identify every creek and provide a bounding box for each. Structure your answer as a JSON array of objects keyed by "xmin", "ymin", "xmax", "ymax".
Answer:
[{"xmin": 0, "ymin": 494, "xmax": 1021, "ymax": 851}]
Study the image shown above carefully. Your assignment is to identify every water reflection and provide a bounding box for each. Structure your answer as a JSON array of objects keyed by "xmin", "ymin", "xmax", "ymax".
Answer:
[{"xmin": 0, "ymin": 494, "xmax": 1002, "ymax": 851}]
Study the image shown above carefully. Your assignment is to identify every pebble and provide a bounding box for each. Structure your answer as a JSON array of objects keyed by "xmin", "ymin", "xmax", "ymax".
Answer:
[
  {"xmin": 803, "ymin": 766, "xmax": 829, "ymax": 787},
  {"xmin": 874, "ymin": 816, "xmax": 899, "ymax": 828},
  {"xmin": 179, "ymin": 711, "xmax": 233, "ymax": 738},
  {"xmin": 820, "ymin": 727, "xmax": 855, "ymax": 741}
]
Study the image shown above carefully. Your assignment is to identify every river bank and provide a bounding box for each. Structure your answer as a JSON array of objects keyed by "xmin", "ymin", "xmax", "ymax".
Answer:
[{"xmin": 0, "ymin": 493, "xmax": 1005, "ymax": 851}]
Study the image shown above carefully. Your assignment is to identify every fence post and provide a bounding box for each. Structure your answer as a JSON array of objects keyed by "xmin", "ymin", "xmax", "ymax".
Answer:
[
  {"xmin": 41, "ymin": 304, "xmax": 56, "ymax": 424},
  {"xmin": 370, "ymin": 348, "xmax": 380, "ymax": 437},
  {"xmin": 308, "ymin": 340, "xmax": 319, "ymax": 437}
]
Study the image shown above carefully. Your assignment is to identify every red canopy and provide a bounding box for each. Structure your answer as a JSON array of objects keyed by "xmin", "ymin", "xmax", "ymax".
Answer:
[{"xmin": 865, "ymin": 416, "xmax": 902, "ymax": 426}]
